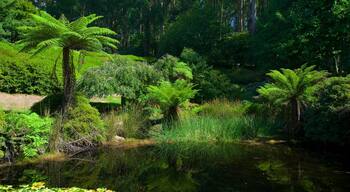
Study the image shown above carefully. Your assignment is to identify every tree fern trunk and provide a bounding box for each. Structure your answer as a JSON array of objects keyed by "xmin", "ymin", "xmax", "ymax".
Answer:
[
  {"xmin": 290, "ymin": 98, "xmax": 301, "ymax": 138},
  {"xmin": 62, "ymin": 47, "xmax": 76, "ymax": 112}
]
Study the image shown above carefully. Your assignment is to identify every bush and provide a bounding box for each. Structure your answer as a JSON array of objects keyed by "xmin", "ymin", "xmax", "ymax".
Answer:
[
  {"xmin": 153, "ymin": 55, "xmax": 193, "ymax": 82},
  {"xmin": 0, "ymin": 59, "xmax": 61, "ymax": 95},
  {"xmin": 304, "ymin": 76, "xmax": 350, "ymax": 145},
  {"xmin": 208, "ymin": 32, "xmax": 250, "ymax": 68},
  {"xmin": 0, "ymin": 112, "xmax": 52, "ymax": 160},
  {"xmin": 78, "ymin": 57, "xmax": 161, "ymax": 104},
  {"xmin": 180, "ymin": 48, "xmax": 242, "ymax": 101},
  {"xmin": 58, "ymin": 95, "xmax": 105, "ymax": 152}
]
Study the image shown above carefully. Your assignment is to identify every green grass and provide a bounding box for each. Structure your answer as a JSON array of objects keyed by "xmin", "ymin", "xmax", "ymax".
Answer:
[
  {"xmin": 153, "ymin": 115, "xmax": 276, "ymax": 143},
  {"xmin": 153, "ymin": 99, "xmax": 283, "ymax": 143}
]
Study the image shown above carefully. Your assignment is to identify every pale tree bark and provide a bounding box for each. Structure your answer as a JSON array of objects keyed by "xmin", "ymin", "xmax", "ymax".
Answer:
[
  {"xmin": 248, "ymin": 0, "xmax": 257, "ymax": 34},
  {"xmin": 238, "ymin": 0, "xmax": 244, "ymax": 32}
]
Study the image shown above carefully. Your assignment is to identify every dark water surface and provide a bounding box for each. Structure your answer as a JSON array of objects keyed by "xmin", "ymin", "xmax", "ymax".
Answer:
[{"xmin": 1, "ymin": 143, "xmax": 350, "ymax": 192}]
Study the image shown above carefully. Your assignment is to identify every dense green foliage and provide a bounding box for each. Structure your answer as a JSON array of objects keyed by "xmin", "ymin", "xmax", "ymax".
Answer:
[
  {"xmin": 180, "ymin": 48, "xmax": 241, "ymax": 101},
  {"xmin": 0, "ymin": 57, "xmax": 61, "ymax": 95},
  {"xmin": 305, "ymin": 76, "xmax": 350, "ymax": 145},
  {"xmin": 0, "ymin": 0, "xmax": 37, "ymax": 41},
  {"xmin": 253, "ymin": 0, "xmax": 350, "ymax": 73},
  {"xmin": 0, "ymin": 112, "xmax": 52, "ymax": 160}
]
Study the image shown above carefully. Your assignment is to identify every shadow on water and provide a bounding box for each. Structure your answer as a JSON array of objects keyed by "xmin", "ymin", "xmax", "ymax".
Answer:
[{"xmin": 1, "ymin": 142, "xmax": 350, "ymax": 192}]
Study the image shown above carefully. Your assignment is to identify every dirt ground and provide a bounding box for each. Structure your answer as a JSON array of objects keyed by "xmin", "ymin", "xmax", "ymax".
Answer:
[{"xmin": 0, "ymin": 92, "xmax": 44, "ymax": 111}]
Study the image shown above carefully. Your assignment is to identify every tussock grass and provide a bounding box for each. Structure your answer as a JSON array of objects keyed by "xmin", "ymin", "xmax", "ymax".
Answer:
[
  {"xmin": 153, "ymin": 99, "xmax": 282, "ymax": 143},
  {"xmin": 153, "ymin": 115, "xmax": 277, "ymax": 143}
]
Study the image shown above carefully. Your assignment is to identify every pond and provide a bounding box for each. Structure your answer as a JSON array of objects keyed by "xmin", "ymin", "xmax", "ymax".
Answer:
[{"xmin": 1, "ymin": 143, "xmax": 350, "ymax": 192}]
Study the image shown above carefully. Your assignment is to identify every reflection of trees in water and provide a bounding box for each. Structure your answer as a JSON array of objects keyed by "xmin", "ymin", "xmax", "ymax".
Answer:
[
  {"xmin": 1, "ymin": 144, "xmax": 350, "ymax": 192},
  {"xmin": 257, "ymin": 158, "xmax": 338, "ymax": 192}
]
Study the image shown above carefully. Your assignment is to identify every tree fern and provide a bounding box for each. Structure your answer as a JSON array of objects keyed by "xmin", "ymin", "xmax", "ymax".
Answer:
[
  {"xmin": 17, "ymin": 11, "xmax": 118, "ymax": 111},
  {"xmin": 257, "ymin": 65, "xmax": 328, "ymax": 136}
]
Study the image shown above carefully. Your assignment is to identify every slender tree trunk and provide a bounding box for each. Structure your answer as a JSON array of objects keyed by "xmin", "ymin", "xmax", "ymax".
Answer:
[
  {"xmin": 290, "ymin": 98, "xmax": 301, "ymax": 138},
  {"xmin": 248, "ymin": 0, "xmax": 257, "ymax": 34},
  {"xmin": 62, "ymin": 47, "xmax": 76, "ymax": 112},
  {"xmin": 238, "ymin": 0, "xmax": 244, "ymax": 32}
]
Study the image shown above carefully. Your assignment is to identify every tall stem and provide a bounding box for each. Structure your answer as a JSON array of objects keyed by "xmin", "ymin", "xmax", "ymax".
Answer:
[
  {"xmin": 62, "ymin": 47, "xmax": 76, "ymax": 112},
  {"xmin": 290, "ymin": 98, "xmax": 301, "ymax": 138}
]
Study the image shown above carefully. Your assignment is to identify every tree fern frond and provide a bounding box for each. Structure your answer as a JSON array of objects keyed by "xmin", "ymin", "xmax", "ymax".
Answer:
[{"xmin": 82, "ymin": 27, "xmax": 117, "ymax": 36}]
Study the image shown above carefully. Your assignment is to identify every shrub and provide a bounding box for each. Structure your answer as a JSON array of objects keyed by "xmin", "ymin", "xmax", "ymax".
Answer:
[
  {"xmin": 180, "ymin": 48, "xmax": 241, "ymax": 101},
  {"xmin": 0, "ymin": 112, "xmax": 52, "ymax": 159},
  {"xmin": 153, "ymin": 55, "xmax": 193, "ymax": 82},
  {"xmin": 208, "ymin": 32, "xmax": 250, "ymax": 68},
  {"xmin": 0, "ymin": 59, "xmax": 61, "ymax": 95},
  {"xmin": 78, "ymin": 57, "xmax": 161, "ymax": 104},
  {"xmin": 304, "ymin": 76, "xmax": 350, "ymax": 145},
  {"xmin": 58, "ymin": 95, "xmax": 105, "ymax": 152}
]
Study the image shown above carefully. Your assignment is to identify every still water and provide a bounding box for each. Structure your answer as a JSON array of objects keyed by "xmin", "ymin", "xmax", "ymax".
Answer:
[{"xmin": 1, "ymin": 143, "xmax": 350, "ymax": 192}]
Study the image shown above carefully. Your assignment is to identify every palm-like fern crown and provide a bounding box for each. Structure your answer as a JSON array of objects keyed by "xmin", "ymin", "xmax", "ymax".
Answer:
[
  {"xmin": 18, "ymin": 11, "xmax": 118, "ymax": 55},
  {"xmin": 258, "ymin": 65, "xmax": 328, "ymax": 105}
]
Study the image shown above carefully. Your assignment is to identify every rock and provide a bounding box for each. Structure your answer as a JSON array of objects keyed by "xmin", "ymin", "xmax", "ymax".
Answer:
[{"xmin": 113, "ymin": 135, "xmax": 126, "ymax": 142}]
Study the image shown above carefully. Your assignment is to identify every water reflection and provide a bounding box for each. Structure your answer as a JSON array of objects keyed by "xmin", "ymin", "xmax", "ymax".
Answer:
[{"xmin": 0, "ymin": 143, "xmax": 349, "ymax": 192}]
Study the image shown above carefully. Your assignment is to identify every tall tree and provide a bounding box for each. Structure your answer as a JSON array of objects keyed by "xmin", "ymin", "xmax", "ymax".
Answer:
[
  {"xmin": 248, "ymin": 0, "xmax": 256, "ymax": 33},
  {"xmin": 18, "ymin": 11, "xmax": 118, "ymax": 111}
]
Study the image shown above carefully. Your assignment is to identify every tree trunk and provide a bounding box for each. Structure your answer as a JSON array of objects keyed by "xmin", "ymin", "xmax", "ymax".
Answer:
[
  {"xmin": 165, "ymin": 105, "xmax": 179, "ymax": 123},
  {"xmin": 238, "ymin": 0, "xmax": 244, "ymax": 32},
  {"xmin": 289, "ymin": 98, "xmax": 301, "ymax": 138},
  {"xmin": 248, "ymin": 0, "xmax": 257, "ymax": 34},
  {"xmin": 62, "ymin": 47, "xmax": 76, "ymax": 112}
]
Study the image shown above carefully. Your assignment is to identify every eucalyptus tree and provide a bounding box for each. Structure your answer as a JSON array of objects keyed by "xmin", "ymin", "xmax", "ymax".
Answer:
[
  {"xmin": 18, "ymin": 11, "xmax": 118, "ymax": 111},
  {"xmin": 257, "ymin": 65, "xmax": 328, "ymax": 137}
]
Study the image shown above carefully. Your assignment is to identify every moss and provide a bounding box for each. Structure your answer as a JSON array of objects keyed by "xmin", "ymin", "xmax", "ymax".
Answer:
[{"xmin": 62, "ymin": 95, "xmax": 105, "ymax": 144}]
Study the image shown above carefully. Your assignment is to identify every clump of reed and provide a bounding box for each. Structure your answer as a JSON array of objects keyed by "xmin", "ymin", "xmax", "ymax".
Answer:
[{"xmin": 153, "ymin": 99, "xmax": 282, "ymax": 143}]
